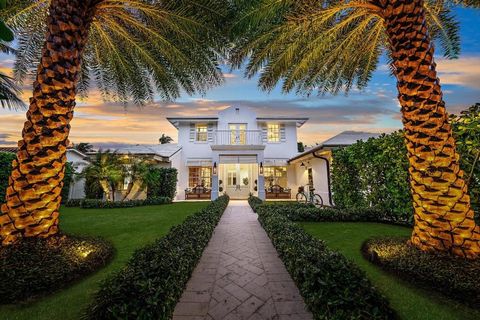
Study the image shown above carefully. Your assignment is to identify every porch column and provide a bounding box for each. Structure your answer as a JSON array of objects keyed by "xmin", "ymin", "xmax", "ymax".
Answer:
[{"xmin": 211, "ymin": 154, "xmax": 219, "ymax": 200}]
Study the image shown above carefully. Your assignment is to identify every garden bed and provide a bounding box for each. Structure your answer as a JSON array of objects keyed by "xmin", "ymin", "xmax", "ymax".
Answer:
[
  {"xmin": 362, "ymin": 237, "xmax": 480, "ymax": 308},
  {"xmin": 0, "ymin": 235, "xmax": 113, "ymax": 304},
  {"xmin": 86, "ymin": 195, "xmax": 229, "ymax": 319},
  {"xmin": 252, "ymin": 199, "xmax": 395, "ymax": 319}
]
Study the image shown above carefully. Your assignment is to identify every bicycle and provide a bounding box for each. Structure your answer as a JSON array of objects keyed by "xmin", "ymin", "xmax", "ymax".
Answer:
[{"xmin": 296, "ymin": 185, "xmax": 323, "ymax": 207}]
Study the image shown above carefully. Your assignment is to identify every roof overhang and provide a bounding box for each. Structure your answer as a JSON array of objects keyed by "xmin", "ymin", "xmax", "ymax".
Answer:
[
  {"xmin": 167, "ymin": 117, "xmax": 218, "ymax": 129},
  {"xmin": 288, "ymin": 145, "xmax": 332, "ymax": 164},
  {"xmin": 256, "ymin": 117, "xmax": 309, "ymax": 128}
]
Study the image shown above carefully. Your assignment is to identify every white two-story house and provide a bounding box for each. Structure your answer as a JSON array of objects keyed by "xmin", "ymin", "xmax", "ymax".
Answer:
[{"xmin": 167, "ymin": 106, "xmax": 308, "ymax": 200}]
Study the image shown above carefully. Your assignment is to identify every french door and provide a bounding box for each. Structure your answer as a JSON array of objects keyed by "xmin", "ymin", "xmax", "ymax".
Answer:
[{"xmin": 229, "ymin": 123, "xmax": 247, "ymax": 145}]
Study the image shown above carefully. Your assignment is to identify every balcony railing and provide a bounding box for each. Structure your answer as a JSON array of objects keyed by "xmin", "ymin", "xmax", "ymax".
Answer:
[{"xmin": 213, "ymin": 130, "xmax": 263, "ymax": 145}]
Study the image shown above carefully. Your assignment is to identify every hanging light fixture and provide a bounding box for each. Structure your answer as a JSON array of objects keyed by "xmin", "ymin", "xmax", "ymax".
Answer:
[
  {"xmin": 300, "ymin": 162, "xmax": 305, "ymax": 167},
  {"xmin": 259, "ymin": 162, "xmax": 264, "ymax": 175},
  {"xmin": 213, "ymin": 162, "xmax": 217, "ymax": 175}
]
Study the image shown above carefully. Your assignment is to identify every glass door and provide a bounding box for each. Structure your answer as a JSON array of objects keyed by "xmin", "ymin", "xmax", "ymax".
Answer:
[
  {"xmin": 229, "ymin": 123, "xmax": 247, "ymax": 145},
  {"xmin": 224, "ymin": 164, "xmax": 251, "ymax": 199}
]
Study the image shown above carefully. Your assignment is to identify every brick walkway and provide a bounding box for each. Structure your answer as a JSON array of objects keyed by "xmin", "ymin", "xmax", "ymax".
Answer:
[{"xmin": 173, "ymin": 200, "xmax": 313, "ymax": 320}]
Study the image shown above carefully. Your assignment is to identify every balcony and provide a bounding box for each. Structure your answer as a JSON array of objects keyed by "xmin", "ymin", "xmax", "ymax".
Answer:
[{"xmin": 212, "ymin": 130, "xmax": 265, "ymax": 150}]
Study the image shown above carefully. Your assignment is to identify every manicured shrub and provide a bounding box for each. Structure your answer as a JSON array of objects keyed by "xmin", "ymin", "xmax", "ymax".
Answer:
[
  {"xmin": 248, "ymin": 194, "xmax": 263, "ymax": 212},
  {"xmin": 65, "ymin": 199, "xmax": 83, "ymax": 207},
  {"xmin": 255, "ymin": 204, "xmax": 395, "ymax": 319},
  {"xmin": 0, "ymin": 235, "xmax": 113, "ymax": 304},
  {"xmin": 249, "ymin": 196, "xmax": 411, "ymax": 226},
  {"xmin": 146, "ymin": 167, "xmax": 178, "ymax": 199},
  {"xmin": 86, "ymin": 195, "xmax": 230, "ymax": 320},
  {"xmin": 0, "ymin": 152, "xmax": 16, "ymax": 204},
  {"xmin": 363, "ymin": 237, "xmax": 480, "ymax": 308},
  {"xmin": 78, "ymin": 197, "xmax": 171, "ymax": 209}
]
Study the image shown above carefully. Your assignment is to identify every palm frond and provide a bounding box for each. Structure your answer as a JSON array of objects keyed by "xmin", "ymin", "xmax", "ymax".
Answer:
[{"xmin": 0, "ymin": 72, "xmax": 25, "ymax": 109}]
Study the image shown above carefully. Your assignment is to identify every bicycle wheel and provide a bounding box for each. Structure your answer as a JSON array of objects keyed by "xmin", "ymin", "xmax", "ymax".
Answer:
[
  {"xmin": 296, "ymin": 192, "xmax": 307, "ymax": 203},
  {"xmin": 312, "ymin": 194, "xmax": 323, "ymax": 207}
]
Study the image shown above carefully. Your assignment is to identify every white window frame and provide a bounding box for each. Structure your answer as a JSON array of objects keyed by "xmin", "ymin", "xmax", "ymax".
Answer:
[
  {"xmin": 267, "ymin": 123, "xmax": 280, "ymax": 143},
  {"xmin": 195, "ymin": 123, "xmax": 208, "ymax": 142}
]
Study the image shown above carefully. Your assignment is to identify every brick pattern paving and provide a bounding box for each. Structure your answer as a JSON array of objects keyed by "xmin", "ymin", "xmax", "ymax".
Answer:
[{"xmin": 173, "ymin": 200, "xmax": 313, "ymax": 320}]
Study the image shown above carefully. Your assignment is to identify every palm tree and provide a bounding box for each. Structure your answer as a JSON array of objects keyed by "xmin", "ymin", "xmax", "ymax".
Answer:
[
  {"xmin": 82, "ymin": 150, "xmax": 124, "ymax": 202},
  {"xmin": 0, "ymin": 0, "xmax": 228, "ymax": 245},
  {"xmin": 0, "ymin": 1, "xmax": 24, "ymax": 110},
  {"xmin": 74, "ymin": 142, "xmax": 94, "ymax": 154},
  {"xmin": 232, "ymin": 0, "xmax": 480, "ymax": 258},
  {"xmin": 159, "ymin": 134, "xmax": 173, "ymax": 144},
  {"xmin": 121, "ymin": 155, "xmax": 150, "ymax": 201}
]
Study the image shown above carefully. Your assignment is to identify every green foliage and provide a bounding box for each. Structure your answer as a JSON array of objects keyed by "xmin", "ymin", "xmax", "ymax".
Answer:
[
  {"xmin": 254, "ymin": 200, "xmax": 411, "ymax": 226},
  {"xmin": 68, "ymin": 197, "xmax": 172, "ymax": 209},
  {"xmin": 84, "ymin": 174, "xmax": 103, "ymax": 200},
  {"xmin": 254, "ymin": 203, "xmax": 395, "ymax": 319},
  {"xmin": 247, "ymin": 194, "xmax": 263, "ymax": 212},
  {"xmin": 85, "ymin": 195, "xmax": 229, "ymax": 320},
  {"xmin": 331, "ymin": 114, "xmax": 480, "ymax": 221},
  {"xmin": 0, "ymin": 234, "xmax": 113, "ymax": 304},
  {"xmin": 74, "ymin": 142, "xmax": 94, "ymax": 154},
  {"xmin": 363, "ymin": 237, "xmax": 480, "ymax": 308},
  {"xmin": 146, "ymin": 167, "xmax": 178, "ymax": 199},
  {"xmin": 450, "ymin": 103, "xmax": 480, "ymax": 216},
  {"xmin": 331, "ymin": 131, "xmax": 413, "ymax": 222},
  {"xmin": 0, "ymin": 151, "xmax": 15, "ymax": 204},
  {"xmin": 159, "ymin": 134, "xmax": 173, "ymax": 144},
  {"xmin": 231, "ymin": 0, "xmax": 461, "ymax": 95},
  {"xmin": 4, "ymin": 0, "xmax": 229, "ymax": 104},
  {"xmin": 297, "ymin": 141, "xmax": 305, "ymax": 152}
]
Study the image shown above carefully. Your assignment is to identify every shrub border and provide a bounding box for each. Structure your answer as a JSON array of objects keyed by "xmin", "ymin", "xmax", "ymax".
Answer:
[
  {"xmin": 86, "ymin": 195, "xmax": 229, "ymax": 319},
  {"xmin": 362, "ymin": 237, "xmax": 480, "ymax": 309},
  {"xmin": 65, "ymin": 196, "xmax": 172, "ymax": 209},
  {"xmin": 250, "ymin": 196, "xmax": 395, "ymax": 319}
]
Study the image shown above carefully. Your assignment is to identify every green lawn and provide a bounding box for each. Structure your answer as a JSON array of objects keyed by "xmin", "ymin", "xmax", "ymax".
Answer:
[
  {"xmin": 0, "ymin": 202, "xmax": 208, "ymax": 320},
  {"xmin": 301, "ymin": 222, "xmax": 480, "ymax": 320}
]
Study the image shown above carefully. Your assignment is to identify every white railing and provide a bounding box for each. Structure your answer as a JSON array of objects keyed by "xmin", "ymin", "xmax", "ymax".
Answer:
[{"xmin": 213, "ymin": 130, "xmax": 263, "ymax": 145}]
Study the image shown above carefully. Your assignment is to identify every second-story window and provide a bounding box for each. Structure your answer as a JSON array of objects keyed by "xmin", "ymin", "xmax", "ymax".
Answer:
[
  {"xmin": 267, "ymin": 123, "xmax": 280, "ymax": 142},
  {"xmin": 196, "ymin": 123, "xmax": 208, "ymax": 142}
]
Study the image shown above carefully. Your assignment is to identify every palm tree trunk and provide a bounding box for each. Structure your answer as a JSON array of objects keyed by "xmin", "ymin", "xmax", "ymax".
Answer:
[
  {"xmin": 0, "ymin": 0, "xmax": 98, "ymax": 245},
  {"xmin": 378, "ymin": 0, "xmax": 480, "ymax": 258}
]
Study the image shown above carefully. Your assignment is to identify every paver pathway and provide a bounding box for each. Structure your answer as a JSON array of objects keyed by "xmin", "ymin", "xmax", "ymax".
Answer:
[{"xmin": 173, "ymin": 200, "xmax": 313, "ymax": 320}]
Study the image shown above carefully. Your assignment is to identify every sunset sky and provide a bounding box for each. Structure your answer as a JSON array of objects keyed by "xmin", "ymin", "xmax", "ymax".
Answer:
[{"xmin": 0, "ymin": 7, "xmax": 479, "ymax": 148}]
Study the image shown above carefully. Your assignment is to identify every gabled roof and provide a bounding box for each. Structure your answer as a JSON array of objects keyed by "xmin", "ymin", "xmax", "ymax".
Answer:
[
  {"xmin": 115, "ymin": 143, "xmax": 182, "ymax": 158},
  {"xmin": 321, "ymin": 131, "xmax": 381, "ymax": 147},
  {"xmin": 0, "ymin": 147, "xmax": 17, "ymax": 153},
  {"xmin": 288, "ymin": 131, "xmax": 381, "ymax": 163},
  {"xmin": 167, "ymin": 117, "xmax": 218, "ymax": 129}
]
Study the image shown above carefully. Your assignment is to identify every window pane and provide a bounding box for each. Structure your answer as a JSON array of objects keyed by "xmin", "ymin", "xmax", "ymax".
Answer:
[
  {"xmin": 264, "ymin": 166, "xmax": 287, "ymax": 187},
  {"xmin": 267, "ymin": 124, "xmax": 280, "ymax": 142},
  {"xmin": 196, "ymin": 124, "xmax": 208, "ymax": 142},
  {"xmin": 189, "ymin": 167, "xmax": 212, "ymax": 187}
]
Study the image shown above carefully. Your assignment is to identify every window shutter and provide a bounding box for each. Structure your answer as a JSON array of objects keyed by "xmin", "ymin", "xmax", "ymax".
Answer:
[
  {"xmin": 280, "ymin": 124, "xmax": 286, "ymax": 142},
  {"xmin": 189, "ymin": 123, "xmax": 195, "ymax": 142},
  {"xmin": 207, "ymin": 123, "xmax": 214, "ymax": 142},
  {"xmin": 261, "ymin": 124, "xmax": 268, "ymax": 143}
]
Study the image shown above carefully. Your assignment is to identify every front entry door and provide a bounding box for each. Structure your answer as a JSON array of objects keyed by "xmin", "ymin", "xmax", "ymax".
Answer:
[{"xmin": 226, "ymin": 164, "xmax": 251, "ymax": 199}]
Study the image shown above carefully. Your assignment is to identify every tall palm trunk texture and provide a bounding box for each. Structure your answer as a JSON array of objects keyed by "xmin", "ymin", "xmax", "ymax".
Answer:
[
  {"xmin": 378, "ymin": 0, "xmax": 480, "ymax": 258},
  {"xmin": 0, "ymin": 0, "xmax": 98, "ymax": 245}
]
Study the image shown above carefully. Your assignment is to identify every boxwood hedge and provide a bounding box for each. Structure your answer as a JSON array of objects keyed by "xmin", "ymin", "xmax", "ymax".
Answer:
[
  {"xmin": 0, "ymin": 235, "xmax": 113, "ymax": 304},
  {"xmin": 65, "ymin": 196, "xmax": 171, "ymax": 209},
  {"xmin": 85, "ymin": 195, "xmax": 229, "ymax": 320},
  {"xmin": 363, "ymin": 237, "xmax": 480, "ymax": 308},
  {"xmin": 254, "ymin": 201, "xmax": 395, "ymax": 319}
]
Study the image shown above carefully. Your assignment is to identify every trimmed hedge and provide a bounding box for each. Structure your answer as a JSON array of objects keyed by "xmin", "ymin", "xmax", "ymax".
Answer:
[
  {"xmin": 0, "ymin": 235, "xmax": 113, "ymax": 304},
  {"xmin": 255, "ymin": 203, "xmax": 395, "ymax": 319},
  {"xmin": 65, "ymin": 196, "xmax": 171, "ymax": 209},
  {"xmin": 362, "ymin": 237, "xmax": 480, "ymax": 309},
  {"xmin": 248, "ymin": 196, "xmax": 411, "ymax": 226},
  {"xmin": 146, "ymin": 167, "xmax": 178, "ymax": 200},
  {"xmin": 86, "ymin": 195, "xmax": 229, "ymax": 320}
]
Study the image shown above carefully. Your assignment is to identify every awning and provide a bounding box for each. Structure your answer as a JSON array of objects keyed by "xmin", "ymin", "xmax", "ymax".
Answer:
[
  {"xmin": 263, "ymin": 159, "xmax": 289, "ymax": 166},
  {"xmin": 219, "ymin": 155, "xmax": 258, "ymax": 164},
  {"xmin": 186, "ymin": 159, "xmax": 213, "ymax": 167}
]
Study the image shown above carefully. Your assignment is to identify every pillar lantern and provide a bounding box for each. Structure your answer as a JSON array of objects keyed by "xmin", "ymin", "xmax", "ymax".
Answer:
[
  {"xmin": 213, "ymin": 162, "xmax": 217, "ymax": 175},
  {"xmin": 259, "ymin": 162, "xmax": 264, "ymax": 175}
]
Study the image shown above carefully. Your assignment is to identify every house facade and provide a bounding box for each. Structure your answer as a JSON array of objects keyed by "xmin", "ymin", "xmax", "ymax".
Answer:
[{"xmin": 168, "ymin": 106, "xmax": 308, "ymax": 200}]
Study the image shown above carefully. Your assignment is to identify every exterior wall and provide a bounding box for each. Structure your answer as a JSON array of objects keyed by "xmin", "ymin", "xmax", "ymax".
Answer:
[
  {"xmin": 66, "ymin": 150, "xmax": 90, "ymax": 200},
  {"xmin": 262, "ymin": 122, "xmax": 298, "ymax": 160},
  {"xmin": 289, "ymin": 155, "xmax": 331, "ymax": 205}
]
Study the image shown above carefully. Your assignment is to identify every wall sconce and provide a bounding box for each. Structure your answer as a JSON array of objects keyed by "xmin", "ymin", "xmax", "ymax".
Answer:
[
  {"xmin": 213, "ymin": 162, "xmax": 217, "ymax": 175},
  {"xmin": 259, "ymin": 162, "xmax": 264, "ymax": 175}
]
